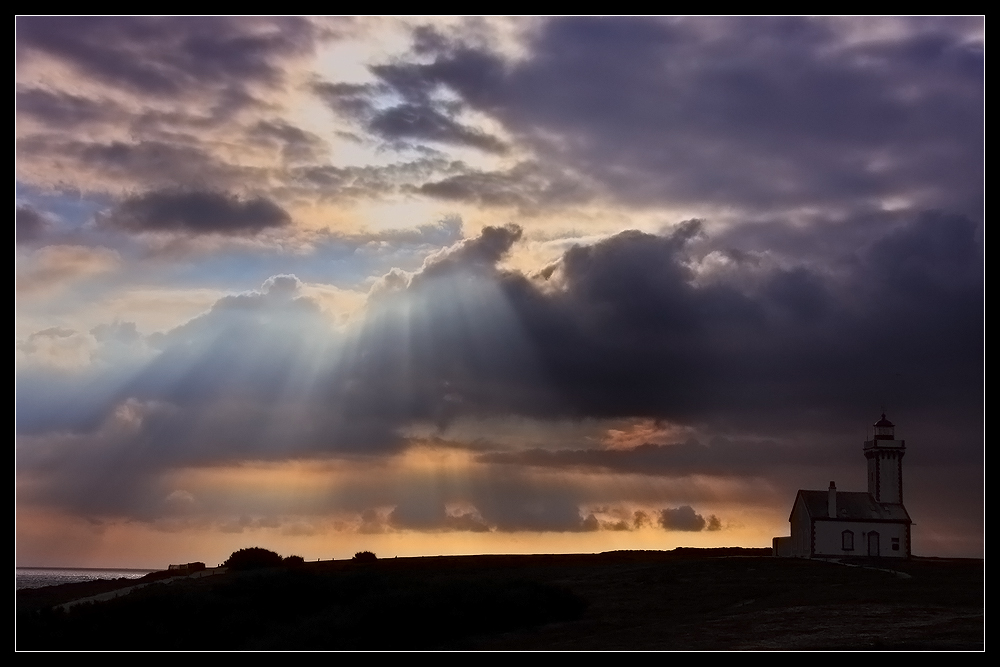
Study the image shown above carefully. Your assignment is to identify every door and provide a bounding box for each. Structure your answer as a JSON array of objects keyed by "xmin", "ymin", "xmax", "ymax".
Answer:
[{"xmin": 867, "ymin": 531, "xmax": 880, "ymax": 557}]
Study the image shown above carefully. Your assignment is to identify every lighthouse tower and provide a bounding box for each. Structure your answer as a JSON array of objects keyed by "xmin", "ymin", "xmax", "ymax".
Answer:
[{"xmin": 864, "ymin": 413, "xmax": 905, "ymax": 504}]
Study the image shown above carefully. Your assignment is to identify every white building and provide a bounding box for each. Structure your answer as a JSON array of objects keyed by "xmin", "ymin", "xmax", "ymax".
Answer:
[{"xmin": 773, "ymin": 414, "xmax": 912, "ymax": 558}]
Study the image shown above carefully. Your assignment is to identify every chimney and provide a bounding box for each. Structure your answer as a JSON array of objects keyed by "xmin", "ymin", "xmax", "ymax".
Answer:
[{"xmin": 828, "ymin": 481, "xmax": 837, "ymax": 518}]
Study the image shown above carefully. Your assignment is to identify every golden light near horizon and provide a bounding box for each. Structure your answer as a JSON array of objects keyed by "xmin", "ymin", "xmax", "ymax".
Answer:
[{"xmin": 16, "ymin": 495, "xmax": 793, "ymax": 570}]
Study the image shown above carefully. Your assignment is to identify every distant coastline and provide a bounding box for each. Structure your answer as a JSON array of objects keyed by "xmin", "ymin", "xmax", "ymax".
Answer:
[
  {"xmin": 17, "ymin": 566, "xmax": 157, "ymax": 571},
  {"xmin": 16, "ymin": 567, "xmax": 157, "ymax": 591}
]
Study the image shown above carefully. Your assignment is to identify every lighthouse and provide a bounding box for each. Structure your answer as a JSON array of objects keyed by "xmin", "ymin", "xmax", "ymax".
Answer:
[
  {"xmin": 772, "ymin": 413, "xmax": 912, "ymax": 558},
  {"xmin": 865, "ymin": 413, "xmax": 905, "ymax": 504}
]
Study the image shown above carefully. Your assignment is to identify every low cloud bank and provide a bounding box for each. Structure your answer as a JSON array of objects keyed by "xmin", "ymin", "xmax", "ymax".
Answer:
[{"xmin": 16, "ymin": 211, "xmax": 983, "ymax": 523}]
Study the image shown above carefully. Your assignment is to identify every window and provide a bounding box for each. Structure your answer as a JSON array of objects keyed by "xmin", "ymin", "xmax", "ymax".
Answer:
[
  {"xmin": 892, "ymin": 537, "xmax": 900, "ymax": 551},
  {"xmin": 842, "ymin": 530, "xmax": 854, "ymax": 551}
]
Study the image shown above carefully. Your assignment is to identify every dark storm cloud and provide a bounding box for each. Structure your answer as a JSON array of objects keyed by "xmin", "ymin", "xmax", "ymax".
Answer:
[
  {"xmin": 16, "ymin": 16, "xmax": 317, "ymax": 103},
  {"xmin": 16, "ymin": 17, "xmax": 331, "ymax": 202},
  {"xmin": 658, "ymin": 506, "xmax": 708, "ymax": 532},
  {"xmin": 313, "ymin": 79, "xmax": 507, "ymax": 153},
  {"xmin": 16, "ymin": 206, "xmax": 49, "ymax": 244},
  {"xmin": 18, "ymin": 213, "xmax": 982, "ymax": 451},
  {"xmin": 362, "ymin": 211, "xmax": 980, "ymax": 451},
  {"xmin": 101, "ymin": 189, "xmax": 291, "ymax": 235},
  {"xmin": 537, "ymin": 216, "xmax": 975, "ymax": 428},
  {"xmin": 16, "ymin": 87, "xmax": 125, "ymax": 128},
  {"xmin": 408, "ymin": 479, "xmax": 718, "ymax": 534},
  {"xmin": 387, "ymin": 503, "xmax": 490, "ymax": 532},
  {"xmin": 368, "ymin": 103, "xmax": 507, "ymax": 153},
  {"xmin": 17, "ymin": 136, "xmax": 259, "ymax": 192},
  {"xmin": 328, "ymin": 466, "xmax": 616, "ymax": 534},
  {"xmin": 475, "ymin": 494, "xmax": 591, "ymax": 532},
  {"xmin": 359, "ymin": 17, "xmax": 983, "ymax": 214},
  {"xmin": 16, "ymin": 212, "xmax": 982, "ymax": 521},
  {"xmin": 335, "ymin": 210, "xmax": 983, "ymax": 446},
  {"xmin": 478, "ymin": 438, "xmax": 831, "ymax": 477}
]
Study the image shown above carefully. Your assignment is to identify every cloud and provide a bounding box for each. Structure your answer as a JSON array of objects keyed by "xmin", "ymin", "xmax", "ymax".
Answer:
[
  {"xmin": 246, "ymin": 119, "xmax": 326, "ymax": 163},
  {"xmin": 16, "ymin": 206, "xmax": 49, "ymax": 244},
  {"xmin": 19, "ymin": 212, "xmax": 983, "ymax": 444},
  {"xmin": 387, "ymin": 502, "xmax": 491, "ymax": 532},
  {"xmin": 349, "ymin": 210, "xmax": 980, "ymax": 468},
  {"xmin": 415, "ymin": 162, "xmax": 590, "ymax": 212},
  {"xmin": 100, "ymin": 189, "xmax": 291, "ymax": 235},
  {"xmin": 313, "ymin": 79, "xmax": 507, "ymax": 154},
  {"xmin": 15, "ymin": 17, "xmax": 334, "ymax": 204},
  {"xmin": 519, "ymin": 214, "xmax": 977, "ymax": 428},
  {"xmin": 312, "ymin": 82, "xmax": 375, "ymax": 119},
  {"xmin": 416, "ymin": 222, "xmax": 522, "ymax": 280},
  {"xmin": 16, "ymin": 87, "xmax": 124, "ymax": 128},
  {"xmin": 355, "ymin": 17, "xmax": 983, "ymax": 216},
  {"xmin": 370, "ymin": 104, "xmax": 507, "ymax": 154},
  {"xmin": 478, "ymin": 439, "xmax": 825, "ymax": 477},
  {"xmin": 17, "ymin": 17, "xmax": 983, "ymax": 225},
  {"xmin": 16, "ymin": 16, "xmax": 318, "ymax": 102},
  {"xmin": 288, "ymin": 156, "xmax": 457, "ymax": 202},
  {"xmin": 16, "ymin": 327, "xmax": 97, "ymax": 370},
  {"xmin": 365, "ymin": 221, "xmax": 521, "ymax": 296},
  {"xmin": 15, "ymin": 213, "xmax": 983, "ymax": 525},
  {"xmin": 90, "ymin": 320, "xmax": 142, "ymax": 346},
  {"xmin": 658, "ymin": 505, "xmax": 708, "ymax": 532},
  {"xmin": 17, "ymin": 136, "xmax": 260, "ymax": 194},
  {"xmin": 17, "ymin": 244, "xmax": 121, "ymax": 295},
  {"xmin": 117, "ymin": 212, "xmax": 982, "ymax": 450}
]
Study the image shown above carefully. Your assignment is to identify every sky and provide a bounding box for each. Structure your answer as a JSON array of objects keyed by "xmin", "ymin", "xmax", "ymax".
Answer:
[{"xmin": 16, "ymin": 16, "xmax": 983, "ymax": 568}]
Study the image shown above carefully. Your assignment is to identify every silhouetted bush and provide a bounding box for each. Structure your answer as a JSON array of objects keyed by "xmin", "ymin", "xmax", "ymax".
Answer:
[
  {"xmin": 282, "ymin": 555, "xmax": 305, "ymax": 566},
  {"xmin": 352, "ymin": 551, "xmax": 377, "ymax": 562},
  {"xmin": 224, "ymin": 547, "xmax": 283, "ymax": 570}
]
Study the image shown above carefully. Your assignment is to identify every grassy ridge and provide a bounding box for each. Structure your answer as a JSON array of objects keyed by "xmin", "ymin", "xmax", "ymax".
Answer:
[
  {"xmin": 17, "ymin": 550, "xmax": 983, "ymax": 650},
  {"xmin": 18, "ymin": 566, "xmax": 586, "ymax": 650}
]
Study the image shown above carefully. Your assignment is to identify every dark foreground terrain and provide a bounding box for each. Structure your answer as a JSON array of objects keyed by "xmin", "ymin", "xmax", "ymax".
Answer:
[{"xmin": 17, "ymin": 549, "xmax": 983, "ymax": 650}]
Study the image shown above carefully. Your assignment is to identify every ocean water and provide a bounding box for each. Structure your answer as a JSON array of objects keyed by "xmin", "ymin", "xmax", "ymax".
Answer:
[{"xmin": 16, "ymin": 567, "xmax": 155, "ymax": 591}]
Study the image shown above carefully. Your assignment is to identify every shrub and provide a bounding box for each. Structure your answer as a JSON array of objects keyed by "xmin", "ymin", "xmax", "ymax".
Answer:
[
  {"xmin": 282, "ymin": 555, "xmax": 305, "ymax": 566},
  {"xmin": 224, "ymin": 547, "xmax": 283, "ymax": 571},
  {"xmin": 352, "ymin": 551, "xmax": 377, "ymax": 562}
]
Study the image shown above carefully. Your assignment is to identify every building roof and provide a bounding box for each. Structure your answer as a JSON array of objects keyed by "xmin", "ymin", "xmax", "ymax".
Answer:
[
  {"xmin": 874, "ymin": 413, "xmax": 895, "ymax": 428},
  {"xmin": 793, "ymin": 490, "xmax": 911, "ymax": 523}
]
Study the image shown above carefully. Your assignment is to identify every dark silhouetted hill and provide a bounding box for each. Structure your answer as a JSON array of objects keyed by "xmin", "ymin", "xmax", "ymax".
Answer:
[{"xmin": 16, "ymin": 549, "xmax": 982, "ymax": 650}]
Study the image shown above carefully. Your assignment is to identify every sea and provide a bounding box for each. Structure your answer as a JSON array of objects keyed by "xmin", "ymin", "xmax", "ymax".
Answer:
[{"xmin": 16, "ymin": 567, "xmax": 156, "ymax": 591}]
